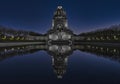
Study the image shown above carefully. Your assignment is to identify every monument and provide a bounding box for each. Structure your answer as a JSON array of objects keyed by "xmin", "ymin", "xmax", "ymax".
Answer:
[{"xmin": 47, "ymin": 6, "xmax": 73, "ymax": 44}]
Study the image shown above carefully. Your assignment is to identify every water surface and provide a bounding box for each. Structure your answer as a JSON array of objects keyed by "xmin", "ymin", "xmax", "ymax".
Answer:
[{"xmin": 0, "ymin": 44, "xmax": 120, "ymax": 84}]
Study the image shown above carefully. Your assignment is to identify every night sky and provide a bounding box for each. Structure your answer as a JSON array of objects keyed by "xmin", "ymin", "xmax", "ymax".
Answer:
[{"xmin": 0, "ymin": 0, "xmax": 120, "ymax": 34}]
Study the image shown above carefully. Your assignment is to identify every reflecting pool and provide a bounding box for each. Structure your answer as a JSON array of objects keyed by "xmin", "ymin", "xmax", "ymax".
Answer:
[{"xmin": 0, "ymin": 44, "xmax": 120, "ymax": 84}]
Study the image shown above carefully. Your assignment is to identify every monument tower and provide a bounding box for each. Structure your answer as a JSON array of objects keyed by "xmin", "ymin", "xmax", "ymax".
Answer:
[
  {"xmin": 47, "ymin": 6, "xmax": 73, "ymax": 43},
  {"xmin": 52, "ymin": 6, "xmax": 68, "ymax": 30}
]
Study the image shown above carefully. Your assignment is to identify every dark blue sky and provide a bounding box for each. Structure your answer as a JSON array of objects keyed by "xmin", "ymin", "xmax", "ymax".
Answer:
[{"xmin": 0, "ymin": 0, "xmax": 120, "ymax": 34}]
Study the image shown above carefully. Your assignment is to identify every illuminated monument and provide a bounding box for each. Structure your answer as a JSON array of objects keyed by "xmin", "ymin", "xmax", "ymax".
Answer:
[{"xmin": 47, "ymin": 6, "xmax": 73, "ymax": 44}]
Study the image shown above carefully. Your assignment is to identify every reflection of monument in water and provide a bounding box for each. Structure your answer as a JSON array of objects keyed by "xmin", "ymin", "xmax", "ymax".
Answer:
[
  {"xmin": 0, "ymin": 44, "xmax": 73, "ymax": 79},
  {"xmin": 0, "ymin": 44, "xmax": 120, "ymax": 78},
  {"xmin": 48, "ymin": 45, "xmax": 73, "ymax": 78}
]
